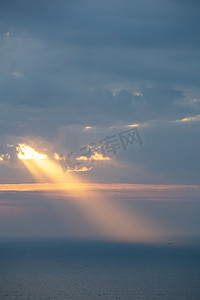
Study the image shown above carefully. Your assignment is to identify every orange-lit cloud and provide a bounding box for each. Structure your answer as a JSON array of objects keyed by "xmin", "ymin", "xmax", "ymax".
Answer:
[
  {"xmin": 0, "ymin": 153, "xmax": 10, "ymax": 163},
  {"xmin": 83, "ymin": 126, "xmax": 94, "ymax": 131},
  {"xmin": 175, "ymin": 114, "xmax": 200, "ymax": 123},
  {"xmin": 77, "ymin": 152, "xmax": 111, "ymax": 161},
  {"xmin": 1, "ymin": 182, "xmax": 199, "ymax": 196}
]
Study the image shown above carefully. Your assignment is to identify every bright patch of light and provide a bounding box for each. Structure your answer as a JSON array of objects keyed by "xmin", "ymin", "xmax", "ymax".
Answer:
[
  {"xmin": 77, "ymin": 152, "xmax": 111, "ymax": 161},
  {"xmin": 126, "ymin": 123, "xmax": 139, "ymax": 128},
  {"xmin": 176, "ymin": 114, "xmax": 200, "ymax": 123},
  {"xmin": 0, "ymin": 154, "xmax": 10, "ymax": 162},
  {"xmin": 54, "ymin": 153, "xmax": 60, "ymax": 160},
  {"xmin": 83, "ymin": 126, "xmax": 94, "ymax": 131},
  {"xmin": 17, "ymin": 144, "xmax": 47, "ymax": 160}
]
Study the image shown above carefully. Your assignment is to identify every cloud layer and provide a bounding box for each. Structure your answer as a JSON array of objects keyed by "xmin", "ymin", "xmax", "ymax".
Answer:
[{"xmin": 0, "ymin": 0, "xmax": 200, "ymax": 184}]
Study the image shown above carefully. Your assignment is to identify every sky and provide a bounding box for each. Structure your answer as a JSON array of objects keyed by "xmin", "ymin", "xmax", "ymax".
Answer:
[{"xmin": 0, "ymin": 0, "xmax": 200, "ymax": 242}]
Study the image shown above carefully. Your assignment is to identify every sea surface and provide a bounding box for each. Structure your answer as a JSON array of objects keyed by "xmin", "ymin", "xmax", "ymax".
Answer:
[{"xmin": 0, "ymin": 239, "xmax": 200, "ymax": 300}]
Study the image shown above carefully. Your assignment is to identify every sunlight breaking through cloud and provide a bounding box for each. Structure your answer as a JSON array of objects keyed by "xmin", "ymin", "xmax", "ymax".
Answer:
[{"xmin": 17, "ymin": 144, "xmax": 47, "ymax": 160}]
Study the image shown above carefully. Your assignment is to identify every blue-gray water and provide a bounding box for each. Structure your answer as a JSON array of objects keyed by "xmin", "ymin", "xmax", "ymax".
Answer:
[{"xmin": 0, "ymin": 239, "xmax": 200, "ymax": 299}]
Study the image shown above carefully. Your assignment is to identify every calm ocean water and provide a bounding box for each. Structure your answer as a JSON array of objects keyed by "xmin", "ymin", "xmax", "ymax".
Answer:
[{"xmin": 0, "ymin": 239, "xmax": 200, "ymax": 300}]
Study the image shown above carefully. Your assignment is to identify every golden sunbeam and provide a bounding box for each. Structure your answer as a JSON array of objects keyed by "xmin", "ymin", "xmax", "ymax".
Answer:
[
  {"xmin": 17, "ymin": 144, "xmax": 163, "ymax": 242},
  {"xmin": 23, "ymin": 160, "xmax": 48, "ymax": 182},
  {"xmin": 37, "ymin": 159, "xmax": 162, "ymax": 242}
]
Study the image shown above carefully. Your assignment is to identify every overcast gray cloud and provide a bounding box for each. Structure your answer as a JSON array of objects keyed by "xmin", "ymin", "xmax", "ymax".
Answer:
[{"xmin": 0, "ymin": 0, "xmax": 200, "ymax": 185}]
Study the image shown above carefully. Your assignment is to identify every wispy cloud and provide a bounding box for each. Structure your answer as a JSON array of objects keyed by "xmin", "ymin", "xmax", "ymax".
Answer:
[
  {"xmin": 11, "ymin": 72, "xmax": 24, "ymax": 79},
  {"xmin": 1, "ymin": 182, "xmax": 199, "ymax": 197},
  {"xmin": 175, "ymin": 114, "xmax": 200, "ymax": 123}
]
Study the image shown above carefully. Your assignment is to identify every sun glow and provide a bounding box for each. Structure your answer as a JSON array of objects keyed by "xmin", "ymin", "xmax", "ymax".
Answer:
[{"xmin": 17, "ymin": 144, "xmax": 47, "ymax": 160}]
